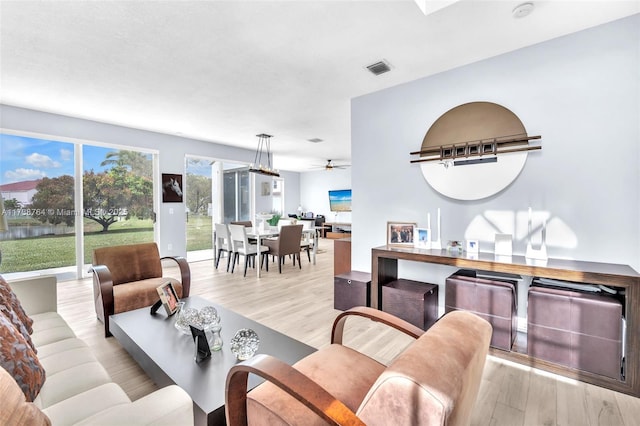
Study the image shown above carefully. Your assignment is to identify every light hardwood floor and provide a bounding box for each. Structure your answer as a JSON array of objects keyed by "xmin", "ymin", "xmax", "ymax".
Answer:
[{"xmin": 55, "ymin": 238, "xmax": 640, "ymax": 425}]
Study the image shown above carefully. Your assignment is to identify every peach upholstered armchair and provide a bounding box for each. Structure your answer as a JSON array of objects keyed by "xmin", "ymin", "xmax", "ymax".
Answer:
[
  {"xmin": 225, "ymin": 307, "xmax": 492, "ymax": 426},
  {"xmin": 91, "ymin": 242, "xmax": 190, "ymax": 337}
]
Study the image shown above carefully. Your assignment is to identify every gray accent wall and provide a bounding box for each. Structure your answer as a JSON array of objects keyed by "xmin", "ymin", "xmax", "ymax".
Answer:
[{"xmin": 351, "ymin": 14, "xmax": 640, "ymax": 282}]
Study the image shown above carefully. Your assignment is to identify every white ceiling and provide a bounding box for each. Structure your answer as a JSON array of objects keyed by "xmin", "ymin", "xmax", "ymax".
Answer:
[{"xmin": 1, "ymin": 1, "xmax": 638, "ymax": 172}]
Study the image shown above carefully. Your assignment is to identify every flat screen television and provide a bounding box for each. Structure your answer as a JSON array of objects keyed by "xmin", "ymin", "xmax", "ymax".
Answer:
[{"xmin": 328, "ymin": 189, "xmax": 352, "ymax": 212}]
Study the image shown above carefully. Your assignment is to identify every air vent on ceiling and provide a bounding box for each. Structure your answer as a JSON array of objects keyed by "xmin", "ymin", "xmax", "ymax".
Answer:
[
  {"xmin": 366, "ymin": 59, "xmax": 392, "ymax": 76},
  {"xmin": 307, "ymin": 138, "xmax": 324, "ymax": 143}
]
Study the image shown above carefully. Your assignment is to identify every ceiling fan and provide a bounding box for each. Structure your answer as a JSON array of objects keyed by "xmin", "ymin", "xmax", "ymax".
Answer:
[{"xmin": 312, "ymin": 159, "xmax": 351, "ymax": 171}]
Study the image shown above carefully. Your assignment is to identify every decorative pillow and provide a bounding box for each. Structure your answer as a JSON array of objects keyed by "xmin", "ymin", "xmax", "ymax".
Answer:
[
  {"xmin": 0, "ymin": 303, "xmax": 37, "ymax": 352},
  {"xmin": 0, "ymin": 275, "xmax": 34, "ymax": 334},
  {"xmin": 0, "ymin": 364, "xmax": 51, "ymax": 425},
  {"xmin": 0, "ymin": 313, "xmax": 46, "ymax": 402}
]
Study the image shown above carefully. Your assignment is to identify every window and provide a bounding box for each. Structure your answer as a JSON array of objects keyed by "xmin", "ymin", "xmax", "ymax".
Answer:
[
  {"xmin": 0, "ymin": 132, "xmax": 157, "ymax": 279},
  {"xmin": 0, "ymin": 134, "xmax": 76, "ymax": 274},
  {"xmin": 82, "ymin": 146, "xmax": 155, "ymax": 269}
]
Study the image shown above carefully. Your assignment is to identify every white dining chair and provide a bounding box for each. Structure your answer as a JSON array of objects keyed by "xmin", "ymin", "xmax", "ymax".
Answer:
[
  {"xmin": 214, "ymin": 223, "xmax": 233, "ymax": 272},
  {"xmin": 228, "ymin": 224, "xmax": 270, "ymax": 276},
  {"xmin": 300, "ymin": 220, "xmax": 314, "ymax": 262},
  {"xmin": 277, "ymin": 218, "xmax": 295, "ymax": 231}
]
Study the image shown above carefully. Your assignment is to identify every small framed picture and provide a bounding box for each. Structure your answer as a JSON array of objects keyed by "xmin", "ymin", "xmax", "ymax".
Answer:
[
  {"xmin": 156, "ymin": 282, "xmax": 180, "ymax": 316},
  {"xmin": 415, "ymin": 228, "xmax": 430, "ymax": 249},
  {"xmin": 466, "ymin": 239, "xmax": 479, "ymax": 254},
  {"xmin": 447, "ymin": 240, "xmax": 464, "ymax": 253},
  {"xmin": 387, "ymin": 222, "xmax": 416, "ymax": 246},
  {"xmin": 190, "ymin": 324, "xmax": 211, "ymax": 363},
  {"xmin": 261, "ymin": 181, "xmax": 271, "ymax": 196},
  {"xmin": 162, "ymin": 173, "xmax": 183, "ymax": 203}
]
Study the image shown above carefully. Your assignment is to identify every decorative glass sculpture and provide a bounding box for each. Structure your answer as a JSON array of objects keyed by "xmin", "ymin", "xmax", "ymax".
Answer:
[
  {"xmin": 200, "ymin": 306, "xmax": 219, "ymax": 326},
  {"xmin": 173, "ymin": 301, "xmax": 187, "ymax": 333},
  {"xmin": 230, "ymin": 328, "xmax": 260, "ymax": 360},
  {"xmin": 201, "ymin": 306, "xmax": 223, "ymax": 351},
  {"xmin": 174, "ymin": 303, "xmax": 199, "ymax": 335}
]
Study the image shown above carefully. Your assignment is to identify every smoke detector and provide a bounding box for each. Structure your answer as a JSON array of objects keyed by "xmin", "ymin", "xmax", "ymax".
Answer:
[{"xmin": 512, "ymin": 2, "xmax": 534, "ymax": 19}]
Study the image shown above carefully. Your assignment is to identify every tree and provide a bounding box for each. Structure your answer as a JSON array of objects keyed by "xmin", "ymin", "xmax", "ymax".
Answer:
[
  {"xmin": 30, "ymin": 176, "xmax": 75, "ymax": 226},
  {"xmin": 185, "ymin": 173, "xmax": 212, "ymax": 214},
  {"xmin": 100, "ymin": 150, "xmax": 152, "ymax": 177},
  {"xmin": 3, "ymin": 197, "xmax": 20, "ymax": 210},
  {"xmin": 26, "ymin": 164, "xmax": 153, "ymax": 232},
  {"xmin": 83, "ymin": 166, "xmax": 153, "ymax": 232}
]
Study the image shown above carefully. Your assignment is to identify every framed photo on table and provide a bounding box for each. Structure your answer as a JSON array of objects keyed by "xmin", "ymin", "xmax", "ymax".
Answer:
[
  {"xmin": 387, "ymin": 222, "xmax": 416, "ymax": 247},
  {"xmin": 415, "ymin": 228, "xmax": 430, "ymax": 249},
  {"xmin": 156, "ymin": 282, "xmax": 180, "ymax": 316}
]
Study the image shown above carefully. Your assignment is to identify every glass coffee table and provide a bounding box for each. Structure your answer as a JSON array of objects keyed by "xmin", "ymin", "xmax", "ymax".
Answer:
[{"xmin": 110, "ymin": 296, "xmax": 316, "ymax": 425}]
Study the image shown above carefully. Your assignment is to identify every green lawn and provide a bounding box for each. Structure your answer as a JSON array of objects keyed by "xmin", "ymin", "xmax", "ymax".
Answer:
[
  {"xmin": 186, "ymin": 214, "xmax": 213, "ymax": 251},
  {"xmin": 0, "ymin": 215, "xmax": 212, "ymax": 273}
]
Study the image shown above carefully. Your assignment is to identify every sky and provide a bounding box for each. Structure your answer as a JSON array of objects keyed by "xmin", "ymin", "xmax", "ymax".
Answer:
[
  {"xmin": 1, "ymin": 133, "xmax": 131, "ymax": 186},
  {"xmin": 0, "ymin": 133, "xmax": 219, "ymax": 188}
]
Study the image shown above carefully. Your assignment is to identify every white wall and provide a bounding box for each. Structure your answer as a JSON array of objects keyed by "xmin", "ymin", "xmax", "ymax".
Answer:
[
  {"xmin": 300, "ymin": 168, "xmax": 351, "ymax": 223},
  {"xmin": 351, "ymin": 14, "xmax": 640, "ymax": 283},
  {"xmin": 0, "ymin": 105, "xmax": 301, "ymax": 258},
  {"xmin": 254, "ymin": 173, "xmax": 275, "ymax": 216}
]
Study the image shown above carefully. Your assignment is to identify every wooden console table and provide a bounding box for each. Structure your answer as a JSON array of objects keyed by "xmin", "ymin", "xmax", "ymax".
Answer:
[{"xmin": 371, "ymin": 245, "xmax": 640, "ymax": 397}]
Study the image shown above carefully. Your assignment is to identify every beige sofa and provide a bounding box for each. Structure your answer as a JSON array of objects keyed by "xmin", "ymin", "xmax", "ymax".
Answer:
[{"xmin": 1, "ymin": 274, "xmax": 193, "ymax": 425}]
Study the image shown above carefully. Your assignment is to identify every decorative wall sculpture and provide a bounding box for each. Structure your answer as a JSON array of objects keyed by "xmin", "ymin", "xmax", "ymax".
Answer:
[{"xmin": 410, "ymin": 102, "xmax": 541, "ymax": 200}]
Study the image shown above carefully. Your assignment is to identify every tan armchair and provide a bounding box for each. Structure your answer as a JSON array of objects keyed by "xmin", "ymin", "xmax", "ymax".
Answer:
[
  {"xmin": 263, "ymin": 224, "xmax": 304, "ymax": 273},
  {"xmin": 91, "ymin": 242, "xmax": 190, "ymax": 337},
  {"xmin": 226, "ymin": 308, "xmax": 491, "ymax": 426}
]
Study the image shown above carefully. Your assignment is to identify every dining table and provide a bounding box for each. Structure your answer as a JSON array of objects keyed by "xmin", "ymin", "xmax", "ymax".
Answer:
[{"xmin": 245, "ymin": 225, "xmax": 318, "ymax": 278}]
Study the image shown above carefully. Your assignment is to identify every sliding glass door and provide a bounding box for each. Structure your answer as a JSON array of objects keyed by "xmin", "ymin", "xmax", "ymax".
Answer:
[
  {"xmin": 0, "ymin": 134, "xmax": 76, "ymax": 274},
  {"xmin": 0, "ymin": 131, "xmax": 157, "ymax": 279},
  {"xmin": 185, "ymin": 159, "xmax": 252, "ymax": 262},
  {"xmin": 185, "ymin": 157, "xmax": 213, "ymax": 260},
  {"xmin": 82, "ymin": 146, "xmax": 155, "ymax": 270}
]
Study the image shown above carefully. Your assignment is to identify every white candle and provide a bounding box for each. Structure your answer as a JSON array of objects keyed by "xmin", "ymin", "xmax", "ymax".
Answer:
[
  {"xmin": 427, "ymin": 213, "xmax": 431, "ymax": 230},
  {"xmin": 437, "ymin": 208, "xmax": 441, "ymax": 240}
]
